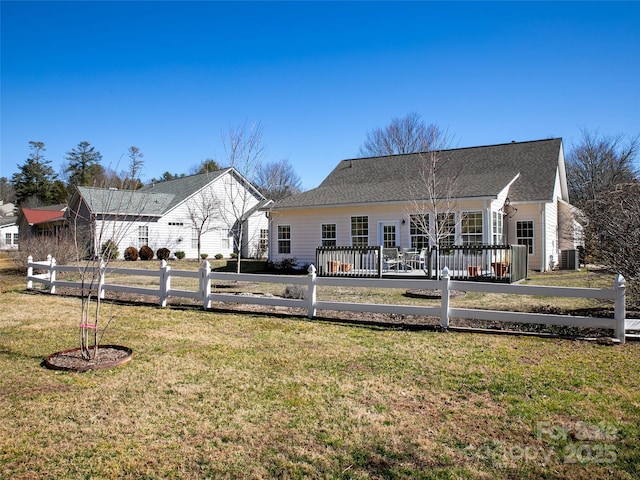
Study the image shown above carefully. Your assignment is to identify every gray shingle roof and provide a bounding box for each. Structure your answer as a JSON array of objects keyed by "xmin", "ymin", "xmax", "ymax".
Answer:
[
  {"xmin": 274, "ymin": 138, "xmax": 563, "ymax": 209},
  {"xmin": 139, "ymin": 169, "xmax": 229, "ymax": 212},
  {"xmin": 76, "ymin": 186, "xmax": 174, "ymax": 216},
  {"xmin": 78, "ymin": 170, "xmax": 230, "ymax": 216}
]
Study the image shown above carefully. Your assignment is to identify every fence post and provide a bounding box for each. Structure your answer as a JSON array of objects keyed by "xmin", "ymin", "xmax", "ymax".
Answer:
[
  {"xmin": 201, "ymin": 260, "xmax": 212, "ymax": 309},
  {"xmin": 307, "ymin": 264, "xmax": 317, "ymax": 319},
  {"xmin": 614, "ymin": 274, "xmax": 626, "ymax": 344},
  {"xmin": 49, "ymin": 256, "xmax": 57, "ymax": 294},
  {"xmin": 46, "ymin": 254, "xmax": 52, "ymax": 281},
  {"xmin": 98, "ymin": 259, "xmax": 106, "ymax": 300},
  {"xmin": 440, "ymin": 267, "xmax": 451, "ymax": 329},
  {"xmin": 27, "ymin": 255, "xmax": 33, "ymax": 289},
  {"xmin": 159, "ymin": 260, "xmax": 171, "ymax": 307}
]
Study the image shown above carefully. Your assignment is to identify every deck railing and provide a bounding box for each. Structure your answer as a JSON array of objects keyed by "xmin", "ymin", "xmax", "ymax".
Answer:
[
  {"xmin": 315, "ymin": 244, "xmax": 529, "ymax": 283},
  {"xmin": 316, "ymin": 246, "xmax": 381, "ymax": 277}
]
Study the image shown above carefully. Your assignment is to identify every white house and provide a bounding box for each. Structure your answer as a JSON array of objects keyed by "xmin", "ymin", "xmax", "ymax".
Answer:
[
  {"xmin": 268, "ymin": 138, "xmax": 583, "ymax": 272},
  {"xmin": 0, "ymin": 202, "xmax": 18, "ymax": 250},
  {"xmin": 68, "ymin": 168, "xmax": 271, "ymax": 260},
  {"xmin": 0, "ymin": 218, "xmax": 19, "ymax": 251}
]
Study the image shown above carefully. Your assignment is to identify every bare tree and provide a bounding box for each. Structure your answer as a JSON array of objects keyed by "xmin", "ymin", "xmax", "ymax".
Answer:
[
  {"xmin": 405, "ymin": 124, "xmax": 458, "ymax": 276},
  {"xmin": 359, "ymin": 112, "xmax": 434, "ymax": 157},
  {"xmin": 66, "ymin": 179, "xmax": 150, "ymax": 362},
  {"xmin": 566, "ymin": 129, "xmax": 639, "ymax": 263},
  {"xmin": 567, "ymin": 128, "xmax": 638, "ymax": 206},
  {"xmin": 254, "ymin": 158, "xmax": 302, "ymax": 202},
  {"xmin": 590, "ymin": 182, "xmax": 640, "ymax": 302},
  {"xmin": 220, "ymin": 121, "xmax": 268, "ymax": 273},
  {"xmin": 184, "ymin": 178, "xmax": 222, "ymax": 260}
]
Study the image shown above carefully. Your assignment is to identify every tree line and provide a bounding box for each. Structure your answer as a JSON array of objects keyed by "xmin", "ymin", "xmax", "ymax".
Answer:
[{"xmin": 1, "ymin": 135, "xmax": 303, "ymax": 209}]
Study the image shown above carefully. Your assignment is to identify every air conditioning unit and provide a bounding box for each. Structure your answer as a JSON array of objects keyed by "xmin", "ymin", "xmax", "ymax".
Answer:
[{"xmin": 560, "ymin": 250, "xmax": 579, "ymax": 270}]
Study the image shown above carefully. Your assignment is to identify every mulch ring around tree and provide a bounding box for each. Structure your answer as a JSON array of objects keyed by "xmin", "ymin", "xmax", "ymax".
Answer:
[
  {"xmin": 404, "ymin": 289, "xmax": 467, "ymax": 299},
  {"xmin": 43, "ymin": 345, "xmax": 133, "ymax": 372}
]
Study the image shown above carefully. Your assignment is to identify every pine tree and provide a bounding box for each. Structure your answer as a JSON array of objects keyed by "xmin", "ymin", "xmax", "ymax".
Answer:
[
  {"xmin": 65, "ymin": 141, "xmax": 104, "ymax": 191},
  {"xmin": 12, "ymin": 141, "xmax": 64, "ymax": 206}
]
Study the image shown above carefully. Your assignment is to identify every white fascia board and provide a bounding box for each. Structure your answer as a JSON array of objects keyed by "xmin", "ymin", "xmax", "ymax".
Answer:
[{"xmin": 272, "ymin": 196, "xmax": 501, "ymax": 212}]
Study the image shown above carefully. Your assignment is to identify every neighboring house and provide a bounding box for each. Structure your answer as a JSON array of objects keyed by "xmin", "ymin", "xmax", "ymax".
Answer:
[
  {"xmin": 0, "ymin": 217, "xmax": 19, "ymax": 250},
  {"xmin": 269, "ymin": 138, "xmax": 583, "ymax": 272},
  {"xmin": 0, "ymin": 201, "xmax": 18, "ymax": 250},
  {"xmin": 16, "ymin": 204, "xmax": 68, "ymax": 241},
  {"xmin": 68, "ymin": 168, "xmax": 271, "ymax": 260}
]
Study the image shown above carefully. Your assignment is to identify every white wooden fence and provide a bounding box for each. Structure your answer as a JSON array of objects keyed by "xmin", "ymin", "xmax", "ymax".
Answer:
[{"xmin": 27, "ymin": 255, "xmax": 637, "ymax": 344}]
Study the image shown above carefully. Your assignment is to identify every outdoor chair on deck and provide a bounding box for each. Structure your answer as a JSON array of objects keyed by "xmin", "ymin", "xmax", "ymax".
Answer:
[
  {"xmin": 383, "ymin": 248, "xmax": 400, "ymax": 271},
  {"xmin": 405, "ymin": 248, "xmax": 429, "ymax": 271}
]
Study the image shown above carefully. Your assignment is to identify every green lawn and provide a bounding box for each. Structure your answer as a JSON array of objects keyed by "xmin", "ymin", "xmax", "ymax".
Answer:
[{"xmin": 1, "ymin": 260, "xmax": 639, "ymax": 479}]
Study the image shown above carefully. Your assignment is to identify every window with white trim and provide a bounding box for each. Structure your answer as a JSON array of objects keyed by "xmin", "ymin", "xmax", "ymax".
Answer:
[
  {"xmin": 191, "ymin": 228, "xmax": 198, "ymax": 249},
  {"xmin": 278, "ymin": 225, "xmax": 291, "ymax": 254},
  {"xmin": 516, "ymin": 220, "xmax": 534, "ymax": 254},
  {"xmin": 437, "ymin": 213, "xmax": 456, "ymax": 247},
  {"xmin": 410, "ymin": 214, "xmax": 430, "ymax": 249},
  {"xmin": 321, "ymin": 224, "xmax": 336, "ymax": 247},
  {"xmin": 462, "ymin": 211, "xmax": 483, "ymax": 246},
  {"xmin": 258, "ymin": 229, "xmax": 268, "ymax": 255},
  {"xmin": 138, "ymin": 225, "xmax": 149, "ymax": 248},
  {"xmin": 492, "ymin": 211, "xmax": 503, "ymax": 245},
  {"xmin": 351, "ymin": 216, "xmax": 368, "ymax": 247},
  {"xmin": 221, "ymin": 229, "xmax": 230, "ymax": 249}
]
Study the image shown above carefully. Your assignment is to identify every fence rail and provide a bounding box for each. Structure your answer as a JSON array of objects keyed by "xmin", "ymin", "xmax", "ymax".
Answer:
[{"xmin": 27, "ymin": 255, "xmax": 635, "ymax": 343}]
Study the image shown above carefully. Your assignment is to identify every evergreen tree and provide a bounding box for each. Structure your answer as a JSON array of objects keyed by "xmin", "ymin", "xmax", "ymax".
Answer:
[
  {"xmin": 11, "ymin": 141, "xmax": 64, "ymax": 206},
  {"xmin": 0, "ymin": 177, "xmax": 16, "ymax": 204},
  {"xmin": 65, "ymin": 141, "xmax": 104, "ymax": 192}
]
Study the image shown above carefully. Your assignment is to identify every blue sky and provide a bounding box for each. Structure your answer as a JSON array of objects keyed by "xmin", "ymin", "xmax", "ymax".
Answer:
[{"xmin": 1, "ymin": 1, "xmax": 638, "ymax": 190}]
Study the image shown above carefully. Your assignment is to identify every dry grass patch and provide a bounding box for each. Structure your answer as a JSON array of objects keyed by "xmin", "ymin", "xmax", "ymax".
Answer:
[
  {"xmin": 0, "ymin": 284, "xmax": 640, "ymax": 478},
  {"xmin": 1, "ymin": 261, "xmax": 639, "ymax": 478}
]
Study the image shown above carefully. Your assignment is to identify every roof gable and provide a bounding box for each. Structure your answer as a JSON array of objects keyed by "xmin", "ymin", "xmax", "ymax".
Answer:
[
  {"xmin": 275, "ymin": 138, "xmax": 564, "ymax": 209},
  {"xmin": 74, "ymin": 168, "xmax": 267, "ymax": 217}
]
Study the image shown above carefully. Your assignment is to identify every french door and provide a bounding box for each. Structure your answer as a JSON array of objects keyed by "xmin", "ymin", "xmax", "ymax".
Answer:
[{"xmin": 379, "ymin": 222, "xmax": 399, "ymax": 248}]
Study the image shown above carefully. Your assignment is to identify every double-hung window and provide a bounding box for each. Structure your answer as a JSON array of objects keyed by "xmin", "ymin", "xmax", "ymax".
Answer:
[
  {"xmin": 191, "ymin": 228, "xmax": 199, "ymax": 249},
  {"xmin": 350, "ymin": 216, "xmax": 368, "ymax": 247},
  {"xmin": 138, "ymin": 225, "xmax": 149, "ymax": 248},
  {"xmin": 321, "ymin": 224, "xmax": 337, "ymax": 247},
  {"xmin": 516, "ymin": 220, "xmax": 534, "ymax": 254},
  {"xmin": 462, "ymin": 211, "xmax": 483, "ymax": 246},
  {"xmin": 258, "ymin": 229, "xmax": 269, "ymax": 253},
  {"xmin": 221, "ymin": 229, "xmax": 230, "ymax": 249},
  {"xmin": 278, "ymin": 225, "xmax": 291, "ymax": 254},
  {"xmin": 409, "ymin": 214, "xmax": 430, "ymax": 249},
  {"xmin": 437, "ymin": 213, "xmax": 456, "ymax": 248}
]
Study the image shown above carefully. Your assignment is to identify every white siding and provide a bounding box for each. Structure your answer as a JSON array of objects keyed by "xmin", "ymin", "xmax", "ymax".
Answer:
[
  {"xmin": 506, "ymin": 203, "xmax": 542, "ymax": 271},
  {"xmin": 90, "ymin": 171, "xmax": 265, "ymax": 260},
  {"xmin": 0, "ymin": 223, "xmax": 19, "ymax": 250},
  {"xmin": 270, "ymin": 199, "xmax": 494, "ymax": 267}
]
